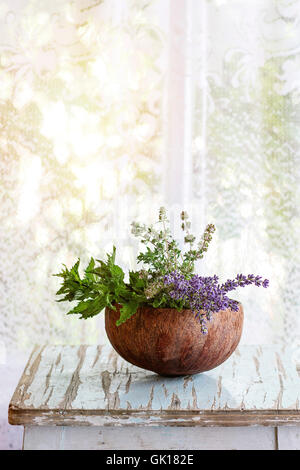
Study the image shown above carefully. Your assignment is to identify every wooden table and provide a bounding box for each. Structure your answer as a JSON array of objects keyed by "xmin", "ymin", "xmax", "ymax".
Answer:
[{"xmin": 9, "ymin": 344, "xmax": 300, "ymax": 450}]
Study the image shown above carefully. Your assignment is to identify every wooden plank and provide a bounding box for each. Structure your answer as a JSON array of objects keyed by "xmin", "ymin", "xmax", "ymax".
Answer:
[
  {"xmin": 9, "ymin": 345, "xmax": 300, "ymax": 427},
  {"xmin": 23, "ymin": 425, "xmax": 277, "ymax": 450}
]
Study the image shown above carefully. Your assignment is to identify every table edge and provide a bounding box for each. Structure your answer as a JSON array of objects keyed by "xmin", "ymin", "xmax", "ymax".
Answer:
[{"xmin": 8, "ymin": 404, "xmax": 300, "ymax": 427}]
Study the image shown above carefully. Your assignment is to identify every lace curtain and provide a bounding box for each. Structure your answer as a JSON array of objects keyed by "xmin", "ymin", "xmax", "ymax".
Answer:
[
  {"xmin": 0, "ymin": 0, "xmax": 300, "ymax": 448},
  {"xmin": 165, "ymin": 0, "xmax": 300, "ymax": 352},
  {"xmin": 0, "ymin": 0, "xmax": 165, "ymax": 351},
  {"xmin": 191, "ymin": 0, "xmax": 300, "ymax": 352}
]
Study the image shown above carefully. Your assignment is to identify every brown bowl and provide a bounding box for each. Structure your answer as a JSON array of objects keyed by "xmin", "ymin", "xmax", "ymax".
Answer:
[{"xmin": 105, "ymin": 303, "xmax": 244, "ymax": 376}]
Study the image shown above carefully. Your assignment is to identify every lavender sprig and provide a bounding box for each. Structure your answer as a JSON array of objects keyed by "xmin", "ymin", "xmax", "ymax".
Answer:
[
  {"xmin": 164, "ymin": 271, "xmax": 269, "ymax": 335},
  {"xmin": 222, "ymin": 274, "xmax": 269, "ymax": 291}
]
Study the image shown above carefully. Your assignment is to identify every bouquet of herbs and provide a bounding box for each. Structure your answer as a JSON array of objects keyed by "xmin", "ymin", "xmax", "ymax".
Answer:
[{"xmin": 54, "ymin": 208, "xmax": 269, "ymax": 334}]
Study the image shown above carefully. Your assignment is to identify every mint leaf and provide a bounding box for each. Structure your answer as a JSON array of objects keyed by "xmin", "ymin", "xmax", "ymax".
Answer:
[
  {"xmin": 110, "ymin": 264, "xmax": 125, "ymax": 282},
  {"xmin": 68, "ymin": 296, "xmax": 107, "ymax": 319},
  {"xmin": 116, "ymin": 299, "xmax": 140, "ymax": 326},
  {"xmin": 54, "ymin": 247, "xmax": 148, "ymax": 325}
]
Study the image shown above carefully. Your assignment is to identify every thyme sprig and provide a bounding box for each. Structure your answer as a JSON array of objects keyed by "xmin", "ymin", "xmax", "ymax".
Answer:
[{"xmin": 131, "ymin": 207, "xmax": 215, "ymax": 278}]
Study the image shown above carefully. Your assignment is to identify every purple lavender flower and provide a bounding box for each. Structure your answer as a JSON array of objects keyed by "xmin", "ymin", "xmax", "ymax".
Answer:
[
  {"xmin": 164, "ymin": 271, "xmax": 269, "ymax": 334},
  {"xmin": 262, "ymin": 279, "xmax": 269, "ymax": 288}
]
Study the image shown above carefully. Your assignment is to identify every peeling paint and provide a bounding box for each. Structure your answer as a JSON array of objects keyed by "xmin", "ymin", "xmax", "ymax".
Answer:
[{"xmin": 8, "ymin": 345, "xmax": 300, "ymax": 427}]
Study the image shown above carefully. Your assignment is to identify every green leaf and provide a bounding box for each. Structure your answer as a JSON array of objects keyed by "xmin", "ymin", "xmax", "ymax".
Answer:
[
  {"xmin": 70, "ymin": 259, "xmax": 81, "ymax": 281},
  {"xmin": 67, "ymin": 296, "xmax": 107, "ymax": 319},
  {"xmin": 107, "ymin": 246, "xmax": 116, "ymax": 267},
  {"xmin": 110, "ymin": 264, "xmax": 125, "ymax": 282},
  {"xmin": 129, "ymin": 271, "xmax": 147, "ymax": 292},
  {"xmin": 84, "ymin": 257, "xmax": 95, "ymax": 281},
  {"xmin": 116, "ymin": 299, "xmax": 140, "ymax": 326},
  {"xmin": 152, "ymin": 296, "xmax": 164, "ymax": 308}
]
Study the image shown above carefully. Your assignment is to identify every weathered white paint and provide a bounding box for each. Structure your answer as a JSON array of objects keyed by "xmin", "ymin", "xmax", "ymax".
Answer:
[
  {"xmin": 9, "ymin": 344, "xmax": 300, "ymax": 450},
  {"xmin": 9, "ymin": 344, "xmax": 300, "ymax": 428},
  {"xmin": 23, "ymin": 425, "xmax": 277, "ymax": 450}
]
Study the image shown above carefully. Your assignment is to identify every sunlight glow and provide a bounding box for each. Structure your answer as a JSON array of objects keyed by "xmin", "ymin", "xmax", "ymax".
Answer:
[{"xmin": 17, "ymin": 156, "xmax": 42, "ymax": 223}]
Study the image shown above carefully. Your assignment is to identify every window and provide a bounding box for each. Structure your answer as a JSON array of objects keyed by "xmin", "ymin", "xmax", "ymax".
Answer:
[{"xmin": 1, "ymin": 0, "xmax": 300, "ymax": 448}]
